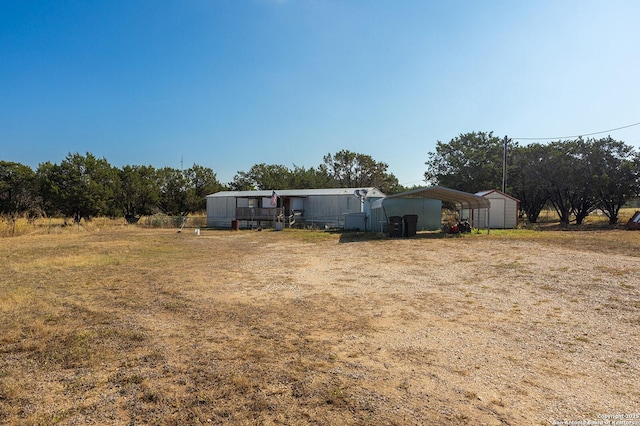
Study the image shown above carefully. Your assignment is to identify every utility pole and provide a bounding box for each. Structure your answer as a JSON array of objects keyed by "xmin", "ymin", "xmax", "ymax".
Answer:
[{"xmin": 502, "ymin": 136, "xmax": 508, "ymax": 193}]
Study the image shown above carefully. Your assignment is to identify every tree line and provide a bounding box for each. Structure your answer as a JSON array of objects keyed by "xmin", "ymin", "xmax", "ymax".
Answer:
[
  {"xmin": 425, "ymin": 132, "xmax": 640, "ymax": 225},
  {"xmin": 0, "ymin": 150, "xmax": 401, "ymax": 221},
  {"xmin": 1, "ymin": 153, "xmax": 224, "ymax": 221},
  {"xmin": 5, "ymin": 135, "xmax": 637, "ymax": 225}
]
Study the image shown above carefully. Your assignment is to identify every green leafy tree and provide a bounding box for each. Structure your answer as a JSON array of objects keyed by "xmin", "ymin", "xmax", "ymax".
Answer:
[
  {"xmin": 424, "ymin": 131, "xmax": 510, "ymax": 193},
  {"xmin": 39, "ymin": 153, "xmax": 119, "ymax": 222},
  {"xmin": 229, "ymin": 170, "xmax": 256, "ymax": 191},
  {"xmin": 36, "ymin": 161, "xmax": 60, "ymax": 217},
  {"xmin": 509, "ymin": 143, "xmax": 549, "ymax": 223},
  {"xmin": 322, "ymin": 150, "xmax": 400, "ymax": 194},
  {"xmin": 156, "ymin": 167, "xmax": 189, "ymax": 216},
  {"xmin": 184, "ymin": 164, "xmax": 223, "ymax": 211},
  {"xmin": 511, "ymin": 138, "xmax": 639, "ymax": 226},
  {"xmin": 567, "ymin": 139, "xmax": 599, "ymax": 225},
  {"xmin": 537, "ymin": 141, "xmax": 576, "ymax": 226},
  {"xmin": 289, "ymin": 164, "xmax": 333, "ymax": 189},
  {"xmin": 537, "ymin": 139, "xmax": 602, "ymax": 226},
  {"xmin": 590, "ymin": 137, "xmax": 640, "ymax": 225},
  {"xmin": 230, "ymin": 163, "xmax": 293, "ymax": 191},
  {"xmin": 542, "ymin": 138, "xmax": 636, "ymax": 226},
  {"xmin": 230, "ymin": 163, "xmax": 334, "ymax": 191},
  {"xmin": 119, "ymin": 165, "xmax": 159, "ymax": 217},
  {"xmin": 0, "ymin": 161, "xmax": 40, "ymax": 216}
]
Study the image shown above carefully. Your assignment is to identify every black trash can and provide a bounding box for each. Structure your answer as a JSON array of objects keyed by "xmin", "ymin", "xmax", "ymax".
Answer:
[
  {"xmin": 388, "ymin": 216, "xmax": 402, "ymax": 237},
  {"xmin": 403, "ymin": 215, "xmax": 418, "ymax": 237}
]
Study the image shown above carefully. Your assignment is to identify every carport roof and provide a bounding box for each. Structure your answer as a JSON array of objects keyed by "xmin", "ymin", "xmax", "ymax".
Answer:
[{"xmin": 380, "ymin": 186, "xmax": 490, "ymax": 210}]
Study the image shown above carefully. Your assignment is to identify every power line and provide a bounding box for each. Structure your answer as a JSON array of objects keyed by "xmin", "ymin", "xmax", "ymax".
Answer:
[
  {"xmin": 401, "ymin": 120, "xmax": 640, "ymax": 188},
  {"xmin": 512, "ymin": 120, "xmax": 640, "ymax": 141}
]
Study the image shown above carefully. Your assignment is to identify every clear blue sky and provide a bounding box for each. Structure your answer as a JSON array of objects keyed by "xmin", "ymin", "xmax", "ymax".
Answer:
[{"xmin": 2, "ymin": 0, "xmax": 639, "ymax": 187}]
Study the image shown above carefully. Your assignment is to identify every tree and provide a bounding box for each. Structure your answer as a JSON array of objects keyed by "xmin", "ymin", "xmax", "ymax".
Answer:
[
  {"xmin": 424, "ymin": 131, "xmax": 510, "ymax": 193},
  {"xmin": 537, "ymin": 139, "xmax": 602, "ymax": 226},
  {"xmin": 156, "ymin": 167, "xmax": 189, "ymax": 216},
  {"xmin": 36, "ymin": 161, "xmax": 60, "ymax": 217},
  {"xmin": 0, "ymin": 161, "xmax": 40, "ymax": 216},
  {"xmin": 230, "ymin": 163, "xmax": 293, "ymax": 191},
  {"xmin": 228, "ymin": 170, "xmax": 255, "ymax": 191},
  {"xmin": 568, "ymin": 139, "xmax": 600, "ymax": 225},
  {"xmin": 540, "ymin": 138, "xmax": 639, "ymax": 226},
  {"xmin": 590, "ymin": 137, "xmax": 640, "ymax": 225},
  {"xmin": 39, "ymin": 153, "xmax": 119, "ymax": 222},
  {"xmin": 322, "ymin": 150, "xmax": 401, "ymax": 194},
  {"xmin": 538, "ymin": 141, "xmax": 578, "ymax": 226},
  {"xmin": 509, "ymin": 144, "xmax": 549, "ymax": 223},
  {"xmin": 289, "ymin": 164, "xmax": 333, "ymax": 189},
  {"xmin": 230, "ymin": 163, "xmax": 335, "ymax": 191},
  {"xmin": 184, "ymin": 164, "xmax": 223, "ymax": 212},
  {"xmin": 118, "ymin": 165, "xmax": 159, "ymax": 218},
  {"xmin": 512, "ymin": 138, "xmax": 639, "ymax": 226}
]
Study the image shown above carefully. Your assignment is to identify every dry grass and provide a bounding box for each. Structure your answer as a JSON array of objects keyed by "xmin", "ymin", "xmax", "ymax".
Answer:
[
  {"xmin": 1, "ymin": 226, "xmax": 639, "ymax": 425},
  {"xmin": 534, "ymin": 206, "xmax": 638, "ymax": 225},
  {"xmin": 0, "ymin": 214, "xmax": 208, "ymax": 237}
]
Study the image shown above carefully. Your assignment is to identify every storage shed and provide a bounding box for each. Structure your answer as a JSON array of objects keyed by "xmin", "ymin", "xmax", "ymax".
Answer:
[
  {"xmin": 206, "ymin": 188, "xmax": 385, "ymax": 230},
  {"xmin": 462, "ymin": 190, "xmax": 519, "ymax": 229}
]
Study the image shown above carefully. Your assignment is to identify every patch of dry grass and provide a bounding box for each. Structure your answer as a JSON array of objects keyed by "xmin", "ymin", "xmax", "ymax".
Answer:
[
  {"xmin": 0, "ymin": 213, "xmax": 207, "ymax": 237},
  {"xmin": 1, "ymin": 227, "xmax": 639, "ymax": 424}
]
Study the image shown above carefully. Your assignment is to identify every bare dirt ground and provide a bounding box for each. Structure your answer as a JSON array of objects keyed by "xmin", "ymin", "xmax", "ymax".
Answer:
[{"xmin": 1, "ymin": 227, "xmax": 639, "ymax": 425}]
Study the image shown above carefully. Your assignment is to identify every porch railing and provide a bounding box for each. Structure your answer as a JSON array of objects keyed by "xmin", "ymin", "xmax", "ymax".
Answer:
[{"xmin": 235, "ymin": 207, "xmax": 284, "ymax": 221}]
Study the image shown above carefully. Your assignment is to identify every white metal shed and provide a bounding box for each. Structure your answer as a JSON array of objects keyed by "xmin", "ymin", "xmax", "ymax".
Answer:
[{"xmin": 462, "ymin": 190, "xmax": 519, "ymax": 229}]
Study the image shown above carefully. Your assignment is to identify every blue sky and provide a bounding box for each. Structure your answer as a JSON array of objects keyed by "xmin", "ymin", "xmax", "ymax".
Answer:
[{"xmin": 2, "ymin": 0, "xmax": 639, "ymax": 187}]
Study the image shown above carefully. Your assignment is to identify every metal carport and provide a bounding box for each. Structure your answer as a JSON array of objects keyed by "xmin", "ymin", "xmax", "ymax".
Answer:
[{"xmin": 372, "ymin": 186, "xmax": 492, "ymax": 233}]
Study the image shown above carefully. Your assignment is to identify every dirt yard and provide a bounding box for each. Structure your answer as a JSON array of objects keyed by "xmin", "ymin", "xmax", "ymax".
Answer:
[{"xmin": 1, "ymin": 227, "xmax": 639, "ymax": 425}]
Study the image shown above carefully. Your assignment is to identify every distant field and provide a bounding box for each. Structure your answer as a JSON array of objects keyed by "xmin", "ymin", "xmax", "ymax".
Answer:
[
  {"xmin": 534, "ymin": 206, "xmax": 638, "ymax": 226},
  {"xmin": 1, "ymin": 226, "xmax": 639, "ymax": 424}
]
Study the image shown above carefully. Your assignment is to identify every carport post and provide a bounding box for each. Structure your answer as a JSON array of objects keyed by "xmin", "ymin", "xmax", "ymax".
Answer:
[
  {"xmin": 487, "ymin": 207, "xmax": 490, "ymax": 235},
  {"xmin": 381, "ymin": 201, "xmax": 389, "ymax": 233}
]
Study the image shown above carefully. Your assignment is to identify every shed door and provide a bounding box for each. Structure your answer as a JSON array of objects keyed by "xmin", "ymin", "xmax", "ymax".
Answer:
[{"xmin": 490, "ymin": 198, "xmax": 505, "ymax": 228}]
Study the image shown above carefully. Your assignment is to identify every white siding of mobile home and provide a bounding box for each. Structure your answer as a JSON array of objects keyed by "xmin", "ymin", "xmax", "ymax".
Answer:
[{"xmin": 205, "ymin": 188, "xmax": 385, "ymax": 229}]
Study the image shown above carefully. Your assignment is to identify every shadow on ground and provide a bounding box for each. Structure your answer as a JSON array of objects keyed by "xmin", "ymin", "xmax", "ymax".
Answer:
[{"xmin": 337, "ymin": 230, "xmax": 452, "ymax": 243}]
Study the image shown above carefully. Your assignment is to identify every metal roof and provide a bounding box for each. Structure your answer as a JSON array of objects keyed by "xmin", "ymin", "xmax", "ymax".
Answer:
[
  {"xmin": 206, "ymin": 187, "xmax": 385, "ymax": 198},
  {"xmin": 380, "ymin": 186, "xmax": 490, "ymax": 209},
  {"xmin": 475, "ymin": 189, "xmax": 520, "ymax": 202}
]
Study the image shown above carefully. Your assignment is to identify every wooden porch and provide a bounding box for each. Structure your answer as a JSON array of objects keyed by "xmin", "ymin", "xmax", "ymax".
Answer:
[
  {"xmin": 235, "ymin": 207, "xmax": 305, "ymax": 228},
  {"xmin": 236, "ymin": 207, "xmax": 284, "ymax": 221}
]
